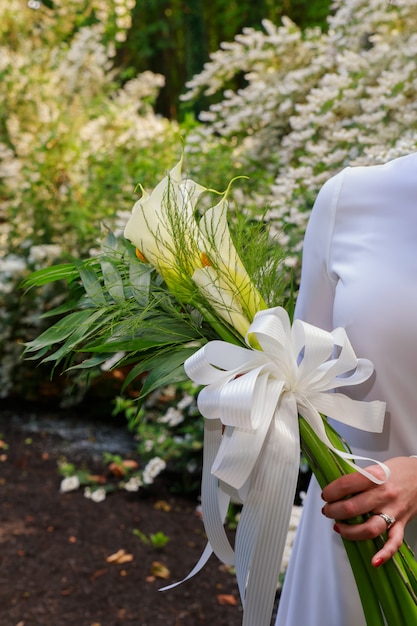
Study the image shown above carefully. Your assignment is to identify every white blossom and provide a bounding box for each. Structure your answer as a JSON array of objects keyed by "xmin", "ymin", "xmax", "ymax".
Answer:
[
  {"xmin": 177, "ymin": 393, "xmax": 195, "ymax": 411},
  {"xmin": 142, "ymin": 457, "xmax": 166, "ymax": 485},
  {"xmin": 183, "ymin": 0, "xmax": 417, "ymax": 270},
  {"xmin": 158, "ymin": 407, "xmax": 184, "ymax": 427},
  {"xmin": 124, "ymin": 476, "xmax": 143, "ymax": 492},
  {"xmin": 60, "ymin": 475, "xmax": 80, "ymax": 493},
  {"xmin": 84, "ymin": 486, "xmax": 106, "ymax": 503}
]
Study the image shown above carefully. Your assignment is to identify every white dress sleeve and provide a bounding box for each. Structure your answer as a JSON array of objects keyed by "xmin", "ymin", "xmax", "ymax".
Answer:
[{"xmin": 294, "ymin": 168, "xmax": 347, "ymax": 330}]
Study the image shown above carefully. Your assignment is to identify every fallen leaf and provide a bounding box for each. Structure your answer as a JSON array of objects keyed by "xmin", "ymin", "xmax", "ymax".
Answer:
[
  {"xmin": 60, "ymin": 588, "xmax": 73, "ymax": 596},
  {"xmin": 122, "ymin": 459, "xmax": 138, "ymax": 470},
  {"xmin": 108, "ymin": 459, "xmax": 138, "ymax": 477},
  {"xmin": 154, "ymin": 500, "xmax": 171, "ymax": 512},
  {"xmin": 108, "ymin": 463, "xmax": 126, "ymax": 477},
  {"xmin": 90, "ymin": 568, "xmax": 108, "ymax": 581},
  {"xmin": 106, "ymin": 549, "xmax": 134, "ymax": 564},
  {"xmin": 150, "ymin": 561, "xmax": 170, "ymax": 579},
  {"xmin": 217, "ymin": 594, "xmax": 238, "ymax": 606},
  {"xmin": 218, "ymin": 563, "xmax": 235, "ymax": 575},
  {"xmin": 87, "ymin": 474, "xmax": 107, "ymax": 484}
]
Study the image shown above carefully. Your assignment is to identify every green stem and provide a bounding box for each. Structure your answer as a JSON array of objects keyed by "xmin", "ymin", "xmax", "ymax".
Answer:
[
  {"xmin": 342, "ymin": 538, "xmax": 385, "ymax": 625},
  {"xmin": 299, "ymin": 418, "xmax": 385, "ymax": 625},
  {"xmin": 299, "ymin": 416, "xmax": 417, "ymax": 625},
  {"xmin": 321, "ymin": 418, "xmax": 417, "ymax": 613},
  {"xmin": 360, "ymin": 537, "xmax": 417, "ymax": 624},
  {"xmin": 397, "ymin": 543, "xmax": 417, "ymax": 596},
  {"xmin": 193, "ymin": 301, "xmax": 245, "ymax": 346}
]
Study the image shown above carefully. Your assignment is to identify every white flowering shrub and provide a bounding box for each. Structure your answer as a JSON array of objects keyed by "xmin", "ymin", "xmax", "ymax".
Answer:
[
  {"xmin": 0, "ymin": 0, "xmax": 180, "ymax": 399},
  {"xmin": 114, "ymin": 382, "xmax": 204, "ymax": 494},
  {"xmin": 5, "ymin": 0, "xmax": 417, "ymax": 406},
  {"xmin": 183, "ymin": 0, "xmax": 417, "ymax": 258}
]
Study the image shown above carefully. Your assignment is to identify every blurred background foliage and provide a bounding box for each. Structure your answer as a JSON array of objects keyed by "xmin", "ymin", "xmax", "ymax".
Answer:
[
  {"xmin": 117, "ymin": 0, "xmax": 332, "ymax": 118},
  {"xmin": 1, "ymin": 0, "xmax": 417, "ymax": 485},
  {"xmin": 0, "ymin": 0, "xmax": 332, "ymax": 406}
]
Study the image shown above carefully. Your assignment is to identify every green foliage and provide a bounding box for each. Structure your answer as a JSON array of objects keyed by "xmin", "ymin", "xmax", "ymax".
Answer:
[
  {"xmin": 23, "ymin": 231, "xmax": 209, "ymax": 394},
  {"xmin": 3, "ymin": 0, "xmax": 416, "ymax": 422},
  {"xmin": 116, "ymin": 382, "xmax": 204, "ymax": 493},
  {"xmin": 0, "ymin": 0, "xmax": 182, "ymax": 399},
  {"xmin": 0, "ymin": 0, "xmax": 180, "ymax": 257},
  {"xmin": 121, "ymin": 0, "xmax": 332, "ymax": 118},
  {"xmin": 133, "ymin": 528, "xmax": 170, "ymax": 549},
  {"xmin": 183, "ymin": 1, "xmax": 417, "ymax": 270}
]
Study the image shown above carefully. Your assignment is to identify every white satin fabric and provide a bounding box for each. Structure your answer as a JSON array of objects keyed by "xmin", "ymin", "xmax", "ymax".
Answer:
[{"xmin": 275, "ymin": 152, "xmax": 417, "ymax": 626}]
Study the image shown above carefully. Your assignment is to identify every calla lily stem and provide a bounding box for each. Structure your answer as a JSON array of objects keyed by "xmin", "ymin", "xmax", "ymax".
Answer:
[{"xmin": 299, "ymin": 416, "xmax": 417, "ymax": 625}]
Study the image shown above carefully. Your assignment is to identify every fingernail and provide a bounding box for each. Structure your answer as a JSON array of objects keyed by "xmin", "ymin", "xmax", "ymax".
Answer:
[
  {"xmin": 374, "ymin": 558, "xmax": 384, "ymax": 568},
  {"xmin": 333, "ymin": 524, "xmax": 340, "ymax": 534}
]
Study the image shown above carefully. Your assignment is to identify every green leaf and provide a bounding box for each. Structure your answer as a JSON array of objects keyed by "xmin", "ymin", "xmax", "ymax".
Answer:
[
  {"xmin": 68, "ymin": 354, "xmax": 120, "ymax": 370},
  {"xmin": 83, "ymin": 315, "xmax": 202, "ymax": 353},
  {"xmin": 122, "ymin": 345, "xmax": 201, "ymax": 394},
  {"xmin": 139, "ymin": 361, "xmax": 191, "ymax": 398},
  {"xmin": 100, "ymin": 260, "xmax": 125, "ymax": 303},
  {"xmin": 22, "ymin": 263, "xmax": 78, "ymax": 288},
  {"xmin": 40, "ymin": 294, "xmax": 92, "ymax": 319},
  {"xmin": 40, "ymin": 309, "xmax": 114, "ymax": 365},
  {"xmin": 128, "ymin": 258, "xmax": 151, "ymax": 305},
  {"xmin": 24, "ymin": 309, "xmax": 97, "ymax": 352},
  {"xmin": 78, "ymin": 265, "xmax": 107, "ymax": 306}
]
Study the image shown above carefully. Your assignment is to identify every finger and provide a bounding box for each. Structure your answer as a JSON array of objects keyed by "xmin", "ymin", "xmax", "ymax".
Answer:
[
  {"xmin": 322, "ymin": 471, "xmax": 378, "ymax": 503},
  {"xmin": 371, "ymin": 524, "xmax": 405, "ymax": 567},
  {"xmin": 333, "ymin": 514, "xmax": 388, "ymax": 541},
  {"xmin": 322, "ymin": 489, "xmax": 382, "ymax": 521}
]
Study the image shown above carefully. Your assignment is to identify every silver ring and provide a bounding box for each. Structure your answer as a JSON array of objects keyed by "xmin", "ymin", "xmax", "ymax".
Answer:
[{"xmin": 376, "ymin": 512, "xmax": 396, "ymax": 530}]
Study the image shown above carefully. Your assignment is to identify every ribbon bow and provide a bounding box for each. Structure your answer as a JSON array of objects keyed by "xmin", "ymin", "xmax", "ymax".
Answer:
[{"xmin": 163, "ymin": 307, "xmax": 387, "ymax": 626}]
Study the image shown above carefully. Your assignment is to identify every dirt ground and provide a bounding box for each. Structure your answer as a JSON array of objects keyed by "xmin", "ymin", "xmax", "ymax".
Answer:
[{"xmin": 0, "ymin": 407, "xmax": 282, "ymax": 626}]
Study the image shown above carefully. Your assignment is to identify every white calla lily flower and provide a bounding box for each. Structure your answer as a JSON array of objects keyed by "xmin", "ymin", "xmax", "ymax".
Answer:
[
  {"xmin": 124, "ymin": 158, "xmax": 205, "ymax": 295},
  {"xmin": 192, "ymin": 264, "xmax": 252, "ymax": 338},
  {"xmin": 124, "ymin": 158, "xmax": 265, "ymax": 342},
  {"xmin": 196, "ymin": 194, "xmax": 266, "ymax": 323}
]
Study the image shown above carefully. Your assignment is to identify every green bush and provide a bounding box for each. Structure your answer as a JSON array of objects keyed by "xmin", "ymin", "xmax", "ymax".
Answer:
[{"xmin": 0, "ymin": 0, "xmax": 181, "ymax": 399}]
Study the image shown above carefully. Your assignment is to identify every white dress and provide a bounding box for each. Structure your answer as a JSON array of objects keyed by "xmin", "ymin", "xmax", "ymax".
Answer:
[{"xmin": 275, "ymin": 152, "xmax": 417, "ymax": 626}]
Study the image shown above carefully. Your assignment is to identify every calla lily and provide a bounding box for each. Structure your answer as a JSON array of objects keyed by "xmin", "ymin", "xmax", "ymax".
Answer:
[
  {"xmin": 124, "ymin": 158, "xmax": 205, "ymax": 297},
  {"xmin": 192, "ymin": 264, "xmax": 253, "ymax": 339},
  {"xmin": 195, "ymin": 193, "xmax": 266, "ymax": 324},
  {"xmin": 124, "ymin": 159, "xmax": 266, "ymax": 342}
]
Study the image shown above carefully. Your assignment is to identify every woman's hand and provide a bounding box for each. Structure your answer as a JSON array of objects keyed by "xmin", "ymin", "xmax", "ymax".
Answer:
[{"xmin": 321, "ymin": 456, "xmax": 417, "ymax": 567}]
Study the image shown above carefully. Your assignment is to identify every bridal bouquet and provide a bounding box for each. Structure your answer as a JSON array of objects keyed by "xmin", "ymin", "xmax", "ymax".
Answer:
[{"xmin": 24, "ymin": 157, "xmax": 417, "ymax": 625}]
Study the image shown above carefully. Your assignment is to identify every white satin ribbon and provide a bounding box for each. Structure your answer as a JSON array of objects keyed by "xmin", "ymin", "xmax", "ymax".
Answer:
[{"xmin": 162, "ymin": 306, "xmax": 387, "ymax": 626}]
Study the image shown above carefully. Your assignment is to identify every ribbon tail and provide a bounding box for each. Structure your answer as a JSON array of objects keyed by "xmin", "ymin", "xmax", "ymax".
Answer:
[
  {"xmin": 159, "ymin": 418, "xmax": 234, "ymax": 593},
  {"xmin": 159, "ymin": 542, "xmax": 214, "ymax": 592},
  {"xmin": 200, "ymin": 419, "xmax": 236, "ymax": 565},
  {"xmin": 299, "ymin": 400, "xmax": 389, "ymax": 484},
  {"xmin": 235, "ymin": 396, "xmax": 300, "ymax": 626}
]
